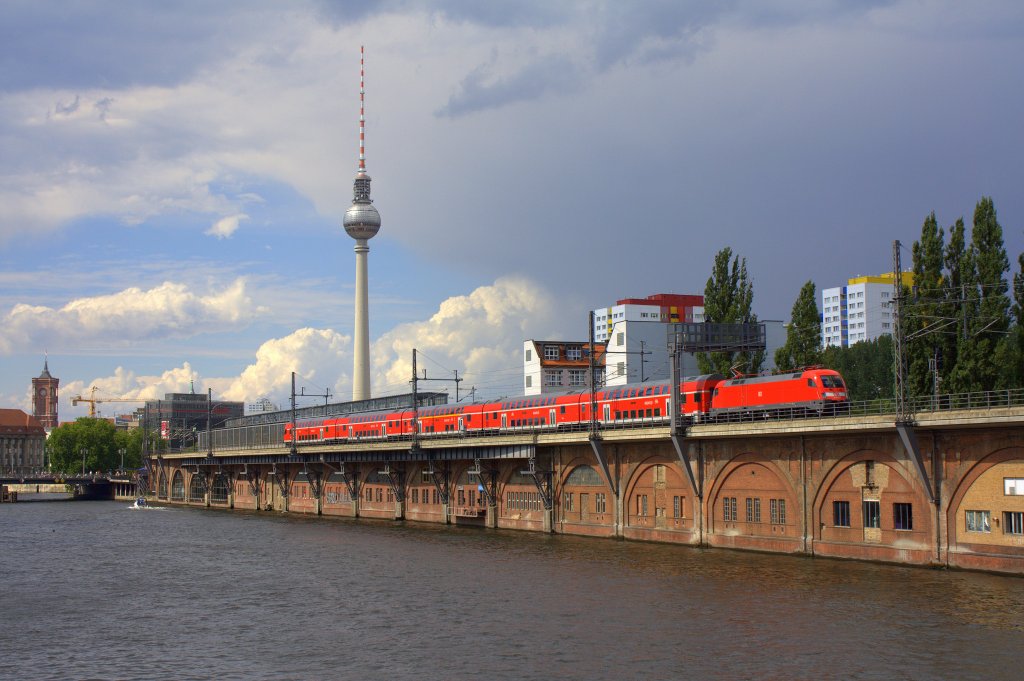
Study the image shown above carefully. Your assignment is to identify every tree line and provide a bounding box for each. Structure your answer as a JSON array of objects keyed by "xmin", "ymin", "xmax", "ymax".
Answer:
[
  {"xmin": 47, "ymin": 418, "xmax": 145, "ymax": 475},
  {"xmin": 698, "ymin": 196, "xmax": 1023, "ymax": 401}
]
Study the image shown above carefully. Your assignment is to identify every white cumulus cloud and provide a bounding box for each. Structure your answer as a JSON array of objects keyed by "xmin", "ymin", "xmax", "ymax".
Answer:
[
  {"xmin": 0, "ymin": 277, "xmax": 263, "ymax": 354},
  {"xmin": 372, "ymin": 276, "xmax": 566, "ymax": 399},
  {"xmin": 205, "ymin": 213, "xmax": 249, "ymax": 239},
  {"xmin": 65, "ymin": 277, "xmax": 574, "ymax": 414},
  {"xmin": 221, "ymin": 328, "xmax": 352, "ymax": 404}
]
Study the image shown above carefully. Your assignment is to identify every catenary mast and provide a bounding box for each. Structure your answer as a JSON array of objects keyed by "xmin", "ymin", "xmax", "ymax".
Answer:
[{"xmin": 342, "ymin": 46, "xmax": 381, "ymax": 401}]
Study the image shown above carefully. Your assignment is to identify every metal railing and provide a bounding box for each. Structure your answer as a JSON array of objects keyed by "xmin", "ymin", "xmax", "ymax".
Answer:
[{"xmin": 191, "ymin": 388, "xmax": 1024, "ymax": 453}]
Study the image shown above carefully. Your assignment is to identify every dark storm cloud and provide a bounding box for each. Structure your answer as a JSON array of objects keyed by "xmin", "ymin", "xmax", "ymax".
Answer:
[
  {"xmin": 314, "ymin": 0, "xmax": 566, "ymax": 28},
  {"xmin": 436, "ymin": 53, "xmax": 583, "ymax": 118},
  {"xmin": 432, "ymin": 0, "xmax": 904, "ymax": 117}
]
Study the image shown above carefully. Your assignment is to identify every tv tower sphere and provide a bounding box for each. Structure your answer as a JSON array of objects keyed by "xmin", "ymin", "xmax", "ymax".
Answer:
[{"xmin": 343, "ymin": 173, "xmax": 381, "ymax": 241}]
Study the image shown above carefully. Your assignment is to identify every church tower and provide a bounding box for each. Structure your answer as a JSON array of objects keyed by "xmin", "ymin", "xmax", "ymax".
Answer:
[{"xmin": 32, "ymin": 358, "xmax": 59, "ymax": 430}]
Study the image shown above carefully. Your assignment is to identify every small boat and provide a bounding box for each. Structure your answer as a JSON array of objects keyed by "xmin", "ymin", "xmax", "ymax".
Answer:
[{"xmin": 134, "ymin": 497, "xmax": 148, "ymax": 508}]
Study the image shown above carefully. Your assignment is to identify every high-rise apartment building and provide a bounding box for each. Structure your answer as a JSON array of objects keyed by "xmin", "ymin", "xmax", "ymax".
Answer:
[{"xmin": 821, "ymin": 273, "xmax": 912, "ymax": 348}]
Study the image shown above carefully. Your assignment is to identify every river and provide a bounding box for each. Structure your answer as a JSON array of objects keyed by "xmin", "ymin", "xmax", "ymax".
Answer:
[{"xmin": 1, "ymin": 497, "xmax": 1022, "ymax": 680}]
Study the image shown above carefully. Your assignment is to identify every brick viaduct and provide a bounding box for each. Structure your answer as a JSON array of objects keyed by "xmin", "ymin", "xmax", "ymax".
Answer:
[{"xmin": 151, "ymin": 406, "xmax": 1024, "ymax": 575}]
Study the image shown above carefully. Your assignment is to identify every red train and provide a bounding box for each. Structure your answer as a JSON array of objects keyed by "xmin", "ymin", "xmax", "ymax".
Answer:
[{"xmin": 284, "ymin": 368, "xmax": 848, "ymax": 445}]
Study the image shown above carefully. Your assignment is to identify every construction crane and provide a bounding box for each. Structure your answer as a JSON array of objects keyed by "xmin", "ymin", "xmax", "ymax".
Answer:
[{"xmin": 71, "ymin": 386, "xmax": 145, "ymax": 418}]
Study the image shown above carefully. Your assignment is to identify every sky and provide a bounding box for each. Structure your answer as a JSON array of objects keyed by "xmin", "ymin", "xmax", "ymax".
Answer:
[{"xmin": 1, "ymin": 0, "xmax": 1022, "ymax": 420}]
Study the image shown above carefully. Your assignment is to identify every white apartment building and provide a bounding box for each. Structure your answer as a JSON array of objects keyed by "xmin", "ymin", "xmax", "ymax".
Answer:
[
  {"xmin": 523, "ymin": 340, "xmax": 605, "ymax": 395},
  {"xmin": 821, "ymin": 273, "xmax": 910, "ymax": 348},
  {"xmin": 589, "ymin": 293, "xmax": 786, "ymax": 383},
  {"xmin": 593, "ymin": 294, "xmax": 704, "ymax": 385},
  {"xmin": 246, "ymin": 397, "xmax": 280, "ymax": 415}
]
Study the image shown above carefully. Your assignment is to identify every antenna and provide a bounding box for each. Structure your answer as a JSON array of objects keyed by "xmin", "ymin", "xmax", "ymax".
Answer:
[{"xmin": 359, "ymin": 45, "xmax": 366, "ymax": 173}]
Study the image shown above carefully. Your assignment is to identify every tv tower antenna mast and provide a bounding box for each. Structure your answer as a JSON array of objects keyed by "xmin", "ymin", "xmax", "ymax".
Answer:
[{"xmin": 343, "ymin": 45, "xmax": 381, "ymax": 401}]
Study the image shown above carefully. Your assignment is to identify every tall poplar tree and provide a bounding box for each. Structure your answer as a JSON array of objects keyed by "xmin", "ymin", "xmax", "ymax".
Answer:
[
  {"xmin": 698, "ymin": 247, "xmax": 764, "ymax": 376},
  {"xmin": 1009, "ymin": 252, "xmax": 1024, "ymax": 387},
  {"xmin": 775, "ymin": 280, "xmax": 822, "ymax": 370},
  {"xmin": 1014, "ymin": 252, "xmax": 1024, "ymax": 326},
  {"xmin": 942, "ymin": 218, "xmax": 972, "ymax": 394},
  {"xmin": 907, "ymin": 212, "xmax": 946, "ymax": 397},
  {"xmin": 946, "ymin": 198, "xmax": 1010, "ymax": 392}
]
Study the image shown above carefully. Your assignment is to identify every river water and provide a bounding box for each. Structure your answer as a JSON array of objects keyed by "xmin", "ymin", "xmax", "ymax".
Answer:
[{"xmin": 1, "ymin": 498, "xmax": 1022, "ymax": 681}]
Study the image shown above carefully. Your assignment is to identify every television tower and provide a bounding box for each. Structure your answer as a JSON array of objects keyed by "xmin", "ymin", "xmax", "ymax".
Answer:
[{"xmin": 342, "ymin": 46, "xmax": 381, "ymax": 401}]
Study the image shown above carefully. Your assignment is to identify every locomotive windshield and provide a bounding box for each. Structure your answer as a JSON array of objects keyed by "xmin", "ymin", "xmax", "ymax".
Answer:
[{"xmin": 820, "ymin": 375, "xmax": 845, "ymax": 388}]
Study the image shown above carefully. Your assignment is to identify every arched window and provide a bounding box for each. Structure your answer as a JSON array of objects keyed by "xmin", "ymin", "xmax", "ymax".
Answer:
[
  {"xmin": 210, "ymin": 473, "xmax": 230, "ymax": 504},
  {"xmin": 188, "ymin": 473, "xmax": 206, "ymax": 502},
  {"xmin": 565, "ymin": 465, "xmax": 604, "ymax": 486},
  {"xmin": 158, "ymin": 473, "xmax": 168, "ymax": 500},
  {"xmin": 170, "ymin": 471, "xmax": 185, "ymax": 501}
]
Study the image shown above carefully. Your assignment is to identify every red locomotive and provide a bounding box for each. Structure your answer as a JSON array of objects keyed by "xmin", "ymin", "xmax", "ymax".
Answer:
[{"xmin": 284, "ymin": 368, "xmax": 847, "ymax": 445}]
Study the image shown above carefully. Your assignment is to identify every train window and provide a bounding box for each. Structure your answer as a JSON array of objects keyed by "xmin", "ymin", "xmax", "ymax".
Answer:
[
  {"xmin": 694, "ymin": 393, "xmax": 702, "ymax": 403},
  {"xmin": 807, "ymin": 379, "xmax": 815, "ymax": 387},
  {"xmin": 560, "ymin": 406, "xmax": 566, "ymax": 414},
  {"xmin": 654, "ymin": 408, "xmax": 661, "ymax": 417},
  {"xmin": 630, "ymin": 410, "xmax": 637, "ymax": 419}
]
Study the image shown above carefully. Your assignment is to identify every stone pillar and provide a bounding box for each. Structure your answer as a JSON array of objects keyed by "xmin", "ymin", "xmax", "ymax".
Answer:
[
  {"xmin": 486, "ymin": 502, "xmax": 497, "ymax": 528},
  {"xmin": 613, "ymin": 445, "xmax": 623, "ymax": 538}
]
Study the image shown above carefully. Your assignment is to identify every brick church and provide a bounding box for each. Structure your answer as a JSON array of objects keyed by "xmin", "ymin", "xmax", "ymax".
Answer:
[{"xmin": 32, "ymin": 358, "xmax": 59, "ymax": 430}]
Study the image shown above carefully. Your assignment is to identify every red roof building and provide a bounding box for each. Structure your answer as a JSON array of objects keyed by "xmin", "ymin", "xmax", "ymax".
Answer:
[{"xmin": 0, "ymin": 409, "xmax": 47, "ymax": 474}]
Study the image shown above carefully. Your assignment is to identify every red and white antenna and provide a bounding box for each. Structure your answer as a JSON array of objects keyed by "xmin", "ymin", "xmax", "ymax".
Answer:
[{"xmin": 358, "ymin": 45, "xmax": 366, "ymax": 173}]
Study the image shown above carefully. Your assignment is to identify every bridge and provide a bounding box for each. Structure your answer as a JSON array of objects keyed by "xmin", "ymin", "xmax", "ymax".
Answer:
[
  {"xmin": 146, "ymin": 388, "xmax": 1024, "ymax": 575},
  {"xmin": 0, "ymin": 474, "xmax": 137, "ymax": 501}
]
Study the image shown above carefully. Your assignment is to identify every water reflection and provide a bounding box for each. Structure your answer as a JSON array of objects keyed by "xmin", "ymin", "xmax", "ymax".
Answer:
[{"xmin": 1, "ymin": 501, "xmax": 1021, "ymax": 681}]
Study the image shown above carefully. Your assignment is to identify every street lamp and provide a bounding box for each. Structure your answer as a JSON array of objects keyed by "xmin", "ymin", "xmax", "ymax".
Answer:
[
  {"xmin": 80, "ymin": 447, "xmax": 88, "ymax": 476},
  {"xmin": 119, "ymin": 448, "xmax": 126, "ymax": 472}
]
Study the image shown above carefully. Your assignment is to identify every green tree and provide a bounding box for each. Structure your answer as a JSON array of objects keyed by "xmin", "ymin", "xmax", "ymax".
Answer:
[
  {"xmin": 774, "ymin": 280, "xmax": 821, "ymax": 370},
  {"xmin": 941, "ymin": 217, "xmax": 968, "ymax": 390},
  {"xmin": 47, "ymin": 418, "xmax": 120, "ymax": 474},
  {"xmin": 1014, "ymin": 252, "xmax": 1024, "ymax": 326},
  {"xmin": 946, "ymin": 198, "xmax": 1011, "ymax": 392},
  {"xmin": 822, "ymin": 335, "xmax": 894, "ymax": 402},
  {"xmin": 907, "ymin": 212, "xmax": 947, "ymax": 398},
  {"xmin": 113, "ymin": 427, "xmax": 145, "ymax": 471},
  {"xmin": 698, "ymin": 247, "xmax": 764, "ymax": 376},
  {"xmin": 1001, "ymin": 251, "xmax": 1024, "ymax": 388}
]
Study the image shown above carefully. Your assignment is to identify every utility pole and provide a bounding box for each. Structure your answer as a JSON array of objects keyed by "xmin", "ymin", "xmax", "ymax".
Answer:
[
  {"xmin": 589, "ymin": 311, "xmax": 598, "ymax": 435},
  {"xmin": 290, "ymin": 372, "xmax": 297, "ymax": 456},
  {"xmin": 892, "ymin": 240, "xmax": 910, "ymax": 423},
  {"xmin": 411, "ymin": 349, "xmax": 419, "ymax": 448},
  {"xmin": 206, "ymin": 387, "xmax": 213, "ymax": 458},
  {"xmin": 299, "ymin": 386, "xmax": 332, "ymax": 417},
  {"xmin": 640, "ymin": 340, "xmax": 647, "ymax": 383},
  {"xmin": 409, "ymin": 349, "xmax": 464, "ymax": 409}
]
